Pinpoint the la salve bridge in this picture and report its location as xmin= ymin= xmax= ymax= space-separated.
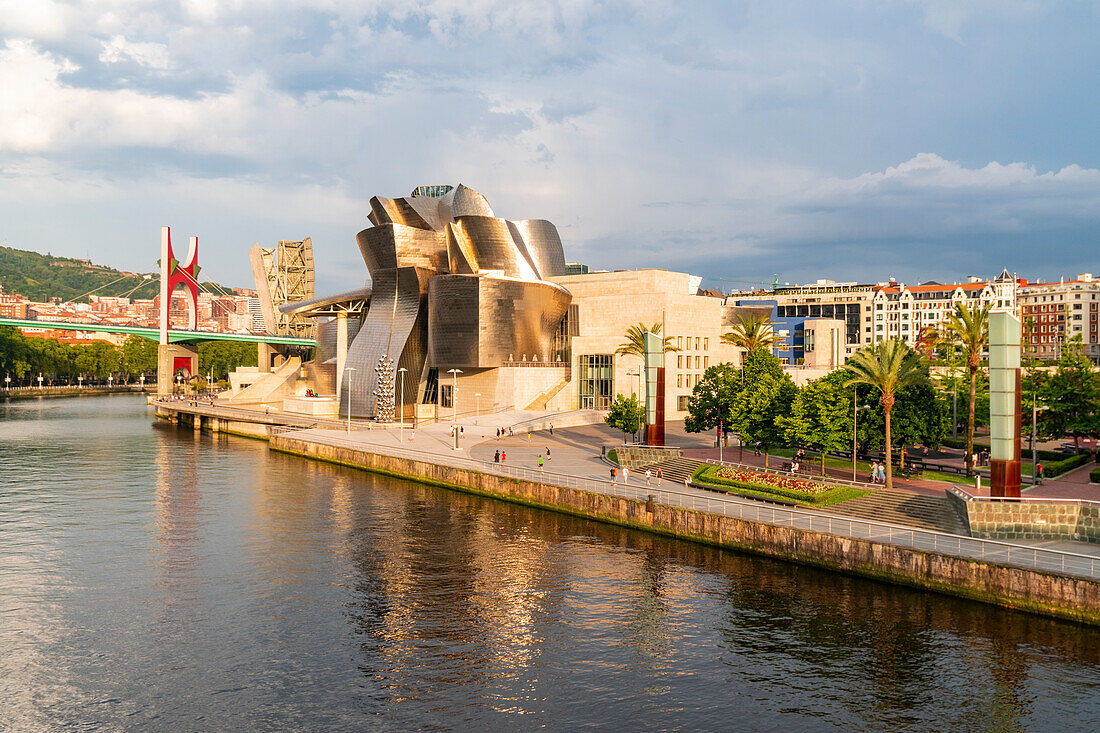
xmin=0 ymin=317 xmax=315 ymax=347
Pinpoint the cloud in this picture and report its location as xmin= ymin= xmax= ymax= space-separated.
xmin=98 ymin=35 xmax=171 ymax=69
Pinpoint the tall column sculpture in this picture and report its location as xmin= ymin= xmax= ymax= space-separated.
xmin=989 ymin=311 xmax=1022 ymax=498
xmin=156 ymin=227 xmax=199 ymax=396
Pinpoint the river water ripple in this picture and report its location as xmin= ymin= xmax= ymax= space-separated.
xmin=1 ymin=395 xmax=1098 ymax=731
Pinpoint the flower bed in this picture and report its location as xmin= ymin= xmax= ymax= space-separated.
xmin=693 ymin=465 xmax=867 ymax=507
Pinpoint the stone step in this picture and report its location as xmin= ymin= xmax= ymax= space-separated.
xmin=821 ymin=493 xmax=967 ymax=535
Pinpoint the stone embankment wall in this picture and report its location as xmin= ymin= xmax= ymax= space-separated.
xmin=616 ymin=446 xmax=683 ymax=469
xmin=949 ymin=491 xmax=1100 ymax=544
xmin=271 ymin=434 xmax=1100 ymax=625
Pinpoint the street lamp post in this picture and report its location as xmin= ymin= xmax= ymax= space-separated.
xmin=397 ymin=367 xmax=407 ymax=441
xmin=37 ymin=373 xmax=43 ymax=389
xmin=344 ymin=366 xmax=357 ymax=435
xmin=78 ymin=375 xmax=84 ymax=389
xmin=139 ymin=373 xmax=145 ymax=391
xmin=475 ymin=393 xmax=481 ymax=424
xmin=852 ymin=390 xmax=858 ymax=481
xmin=4 ymin=374 xmax=10 ymax=390
xmin=447 ymin=368 xmax=462 ymax=449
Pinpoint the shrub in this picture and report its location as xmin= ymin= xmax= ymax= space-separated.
xmin=1042 ymin=452 xmax=1089 ymax=478
xmin=1091 ymin=467 xmax=1100 ymax=484
xmin=693 ymin=465 xmax=867 ymax=506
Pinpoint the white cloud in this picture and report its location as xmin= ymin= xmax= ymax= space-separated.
xmin=98 ymin=35 xmax=171 ymax=69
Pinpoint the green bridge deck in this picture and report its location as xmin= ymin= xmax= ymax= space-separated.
xmin=0 ymin=317 xmax=315 ymax=346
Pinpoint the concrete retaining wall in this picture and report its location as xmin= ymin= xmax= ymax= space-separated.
xmin=950 ymin=491 xmax=1100 ymax=544
xmin=271 ymin=434 xmax=1100 ymax=625
xmin=617 ymin=446 xmax=683 ymax=469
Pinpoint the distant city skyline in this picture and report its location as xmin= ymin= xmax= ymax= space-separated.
xmin=0 ymin=2 xmax=1098 ymax=293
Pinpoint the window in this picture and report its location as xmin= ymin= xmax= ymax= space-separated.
xmin=703 ymin=337 xmax=709 ymax=350
xmin=695 ymin=337 xmax=700 ymax=350
xmin=677 ymin=336 xmax=683 ymax=349
xmin=578 ymin=354 xmax=614 ymax=410
xmin=703 ymin=356 xmax=709 ymax=368
xmin=677 ymin=374 xmax=682 ymax=388
xmin=440 ymin=384 xmax=453 ymax=409
xmin=677 ymin=355 xmax=683 ymax=368
xmin=695 ymin=355 xmax=700 ymax=369
xmin=677 ymin=395 xmax=690 ymax=411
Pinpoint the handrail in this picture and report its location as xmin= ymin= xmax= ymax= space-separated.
xmin=950 ymin=484 xmax=1100 ymax=508
xmin=270 ymin=427 xmax=1100 ymax=580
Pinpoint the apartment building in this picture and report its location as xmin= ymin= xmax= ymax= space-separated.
xmin=1019 ymin=274 xmax=1100 ymax=365
xmin=871 ymin=270 xmax=1019 ymax=347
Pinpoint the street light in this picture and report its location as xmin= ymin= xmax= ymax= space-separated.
xmin=344 ymin=366 xmax=357 ymax=435
xmin=852 ymin=391 xmax=871 ymax=481
xmin=139 ymin=373 xmax=146 ymax=391
xmin=78 ymin=374 xmax=83 ymax=389
xmin=447 ymin=368 xmax=462 ymax=448
xmin=4 ymin=374 xmax=10 ymax=390
xmin=37 ymin=373 xmax=43 ymax=389
xmin=475 ymin=392 xmax=481 ymax=424
xmin=397 ymin=366 xmax=407 ymax=441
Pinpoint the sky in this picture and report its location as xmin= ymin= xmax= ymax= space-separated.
xmin=1 ymin=0 xmax=1098 ymax=294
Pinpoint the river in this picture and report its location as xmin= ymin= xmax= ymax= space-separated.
xmin=1 ymin=395 xmax=1098 ymax=731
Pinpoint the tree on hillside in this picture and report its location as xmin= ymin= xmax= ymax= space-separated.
xmin=605 ymin=393 xmax=645 ymax=443
xmin=734 ymin=372 xmax=797 ymax=467
xmin=942 ymin=301 xmax=992 ymax=476
xmin=684 ymin=363 xmax=739 ymax=439
xmin=778 ymin=370 xmax=852 ymax=475
xmin=722 ymin=312 xmax=777 ymax=358
xmin=844 ymin=340 xmax=927 ymax=489
xmin=614 ymin=322 xmax=678 ymax=361
xmin=1040 ymin=338 xmax=1100 ymax=452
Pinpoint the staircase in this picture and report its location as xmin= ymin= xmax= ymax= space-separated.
xmin=639 ymin=457 xmax=703 ymax=484
xmin=819 ymin=492 xmax=969 ymax=535
xmin=523 ymin=375 xmax=571 ymax=411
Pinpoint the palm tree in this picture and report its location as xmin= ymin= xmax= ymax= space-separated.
xmin=942 ymin=302 xmax=992 ymax=477
xmin=844 ymin=339 xmax=927 ymax=490
xmin=615 ymin=322 xmax=678 ymax=360
xmin=722 ymin=312 xmax=778 ymax=357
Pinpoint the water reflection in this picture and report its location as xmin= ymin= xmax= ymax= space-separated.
xmin=0 ymin=395 xmax=1098 ymax=731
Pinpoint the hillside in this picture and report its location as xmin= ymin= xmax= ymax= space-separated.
xmin=0 ymin=246 xmax=238 ymax=303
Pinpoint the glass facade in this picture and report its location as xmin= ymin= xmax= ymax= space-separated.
xmin=578 ymin=354 xmax=614 ymax=409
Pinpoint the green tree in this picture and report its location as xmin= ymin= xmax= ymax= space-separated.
xmin=605 ymin=393 xmax=645 ymax=442
xmin=844 ymin=340 xmax=927 ymax=489
xmin=1040 ymin=338 xmax=1100 ymax=451
xmin=684 ymin=363 xmax=739 ymax=438
xmin=778 ymin=370 xmax=852 ymax=475
xmin=942 ymin=301 xmax=991 ymax=476
xmin=121 ymin=336 xmax=158 ymax=379
xmin=856 ymin=383 xmax=948 ymax=465
xmin=734 ymin=372 xmax=796 ymax=467
xmin=198 ymin=341 xmax=258 ymax=380
xmin=722 ymin=312 xmax=777 ymax=356
xmin=614 ymin=322 xmax=678 ymax=361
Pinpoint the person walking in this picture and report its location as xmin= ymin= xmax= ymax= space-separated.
xmin=876 ymin=463 xmax=886 ymax=484
xmin=1036 ymin=462 xmax=1044 ymax=481
xmin=501 ymin=450 xmax=506 ymax=462
xmin=645 ymin=469 xmax=652 ymax=485
xmin=656 ymin=467 xmax=663 ymax=482
xmin=538 ymin=455 xmax=544 ymax=470
xmin=623 ymin=467 xmax=629 ymax=484
xmin=546 ymin=447 xmax=551 ymax=461
xmin=494 ymin=449 xmax=500 ymax=463
xmin=868 ymin=461 xmax=877 ymax=483
xmin=610 ymin=467 xmax=616 ymax=483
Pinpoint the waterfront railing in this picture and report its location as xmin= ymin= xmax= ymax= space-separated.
xmin=280 ymin=429 xmax=1100 ymax=582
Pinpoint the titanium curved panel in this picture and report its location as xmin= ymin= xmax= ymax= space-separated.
xmin=356 ymin=224 xmax=448 ymax=273
xmin=309 ymin=315 xmax=361 ymax=396
xmin=427 ymin=275 xmax=571 ymax=367
xmin=404 ymin=195 xmax=452 ymax=232
xmin=341 ymin=267 xmax=431 ymax=418
xmin=450 ymin=184 xmax=495 ymax=218
xmin=446 ymin=226 xmax=476 ymax=275
xmin=510 ymin=219 xmax=567 ymax=278
xmin=450 ymin=216 xmax=538 ymax=280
